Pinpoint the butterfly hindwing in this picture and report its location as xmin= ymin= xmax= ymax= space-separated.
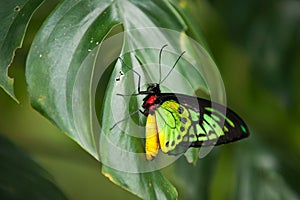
xmin=155 ymin=100 xmax=191 ymax=153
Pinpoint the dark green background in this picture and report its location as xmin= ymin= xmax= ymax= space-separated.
xmin=0 ymin=0 xmax=299 ymax=199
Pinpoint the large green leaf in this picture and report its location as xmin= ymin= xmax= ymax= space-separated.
xmin=26 ymin=0 xmax=223 ymax=198
xmin=0 ymin=0 xmax=44 ymax=101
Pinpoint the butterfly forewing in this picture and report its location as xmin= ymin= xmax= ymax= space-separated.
xmin=155 ymin=93 xmax=250 ymax=149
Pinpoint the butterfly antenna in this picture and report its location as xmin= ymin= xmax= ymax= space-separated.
xmin=160 ymin=51 xmax=186 ymax=84
xmin=159 ymin=44 xmax=168 ymax=84
xmin=134 ymin=54 xmax=153 ymax=84
xmin=118 ymin=57 xmax=142 ymax=93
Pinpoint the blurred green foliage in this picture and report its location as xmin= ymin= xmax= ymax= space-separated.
xmin=0 ymin=134 xmax=67 ymax=199
xmin=0 ymin=0 xmax=299 ymax=199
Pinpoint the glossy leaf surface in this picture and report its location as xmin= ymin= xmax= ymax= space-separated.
xmin=0 ymin=0 xmax=44 ymax=101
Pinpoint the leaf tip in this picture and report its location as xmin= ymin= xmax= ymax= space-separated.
xmin=0 ymin=78 xmax=19 ymax=103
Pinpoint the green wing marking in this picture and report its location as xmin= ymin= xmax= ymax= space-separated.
xmin=205 ymin=107 xmax=235 ymax=128
xmin=186 ymin=109 xmax=226 ymax=144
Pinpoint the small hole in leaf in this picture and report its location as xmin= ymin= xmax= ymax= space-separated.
xmin=14 ymin=6 xmax=21 ymax=12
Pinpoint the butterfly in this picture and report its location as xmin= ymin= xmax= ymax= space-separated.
xmin=113 ymin=45 xmax=250 ymax=160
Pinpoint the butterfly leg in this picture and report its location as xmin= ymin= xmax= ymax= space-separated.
xmin=110 ymin=109 xmax=142 ymax=130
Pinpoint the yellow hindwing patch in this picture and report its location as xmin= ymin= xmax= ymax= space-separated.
xmin=145 ymin=113 xmax=159 ymax=160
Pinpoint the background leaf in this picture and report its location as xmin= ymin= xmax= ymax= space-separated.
xmin=0 ymin=0 xmax=44 ymax=101
xmin=234 ymin=138 xmax=299 ymax=200
xmin=0 ymin=134 xmax=67 ymax=199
